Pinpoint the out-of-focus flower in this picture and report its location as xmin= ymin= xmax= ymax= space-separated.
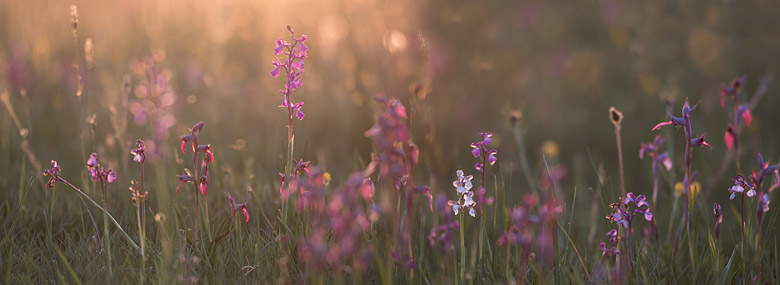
xmin=498 ymin=194 xmax=561 ymax=268
xmin=639 ymin=135 xmax=672 ymax=172
xmin=129 ymin=53 xmax=177 ymax=157
xmin=720 ymin=75 xmax=746 ymax=107
xmin=297 ymin=172 xmax=378 ymax=273
xmin=225 ymin=192 xmax=249 ymax=223
xmin=364 ymin=98 xmax=412 ymax=183
xmin=598 ymin=229 xmax=620 ymax=257
xmin=757 ymin=193 xmax=770 ymax=223
xmin=749 ymin=153 xmax=779 ymax=189
xmin=674 ymin=181 xmax=701 ymax=197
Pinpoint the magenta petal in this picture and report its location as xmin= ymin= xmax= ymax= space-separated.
xmin=271 ymin=66 xmax=280 ymax=78
xmin=242 ymin=208 xmax=249 ymax=223
xmin=471 ymin=147 xmax=480 ymax=158
xmin=742 ymin=108 xmax=752 ymax=126
xmin=724 ymin=130 xmax=734 ymax=150
xmin=200 ymin=181 xmax=208 ymax=197
xmin=488 ymin=154 xmax=497 ymax=165
xmin=652 ymin=120 xmax=674 ymax=131
xmin=296 ymin=109 xmax=305 ymax=120
xmin=107 ymin=171 xmax=117 ymax=183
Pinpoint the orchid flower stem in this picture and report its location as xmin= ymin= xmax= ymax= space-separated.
xmin=459 ymin=213 xmax=465 ymax=283
xmin=615 ymin=126 xmax=626 ymax=195
xmin=741 ymin=193 xmax=745 ymax=272
xmin=139 ymin=161 xmax=146 ymax=280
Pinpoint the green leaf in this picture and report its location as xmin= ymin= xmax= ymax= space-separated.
xmin=719 ymin=248 xmax=736 ymax=285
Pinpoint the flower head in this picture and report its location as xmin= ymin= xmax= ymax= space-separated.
xmin=729 ymin=175 xmax=754 ymax=200
xmin=448 ymin=170 xmax=477 ymax=217
xmin=225 ymin=192 xmax=249 ymax=223
xmin=86 ymin=153 xmax=117 ymax=184
xmin=749 ymin=153 xmax=780 ymax=188
xmin=607 ymin=192 xmax=653 ymax=228
xmin=470 ymin=132 xmax=497 ymax=171
xmin=176 ymin=172 xmax=194 ymax=195
xmin=757 ymin=193 xmax=770 ymax=223
xmin=131 ymin=139 xmax=146 ymax=163
xmin=598 ymin=229 xmax=620 ymax=257
xmin=640 ymin=135 xmax=672 ymax=172
xmin=271 ymin=25 xmax=308 ymax=119
xmin=42 ymin=160 xmax=61 ymax=188
xmin=720 ymin=75 xmax=747 ymax=107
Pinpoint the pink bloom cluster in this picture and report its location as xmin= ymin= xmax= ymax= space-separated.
xmin=87 ymin=153 xmax=117 ymax=184
xmin=271 ymin=25 xmax=308 ymax=121
xmin=128 ymin=53 xmax=177 ymax=154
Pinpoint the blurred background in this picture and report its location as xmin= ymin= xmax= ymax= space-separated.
xmin=2 ymin=0 xmax=780 ymax=216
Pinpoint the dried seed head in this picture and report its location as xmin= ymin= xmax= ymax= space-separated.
xmin=609 ymin=106 xmax=623 ymax=126
xmin=509 ymin=110 xmax=522 ymax=125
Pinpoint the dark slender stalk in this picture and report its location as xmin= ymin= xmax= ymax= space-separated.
xmin=756 ymin=217 xmax=762 ymax=281
xmin=615 ymin=126 xmax=626 ymax=195
xmin=627 ymin=225 xmax=635 ymax=275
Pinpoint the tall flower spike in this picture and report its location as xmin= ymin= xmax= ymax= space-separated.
xmin=448 ymin=170 xmax=477 ymax=217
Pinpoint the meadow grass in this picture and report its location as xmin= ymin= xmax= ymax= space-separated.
xmin=1 ymin=17 xmax=780 ymax=285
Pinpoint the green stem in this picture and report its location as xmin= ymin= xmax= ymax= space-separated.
xmin=135 ymin=200 xmax=143 ymax=282
xmin=459 ymin=213 xmax=465 ymax=283
xmin=58 ymin=178 xmax=140 ymax=250
xmin=101 ymin=181 xmax=113 ymax=276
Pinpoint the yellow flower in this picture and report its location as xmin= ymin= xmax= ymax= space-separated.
xmin=323 ymin=172 xmax=332 ymax=187
xmin=541 ymin=140 xmax=560 ymax=158
xmin=674 ymin=181 xmax=701 ymax=197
